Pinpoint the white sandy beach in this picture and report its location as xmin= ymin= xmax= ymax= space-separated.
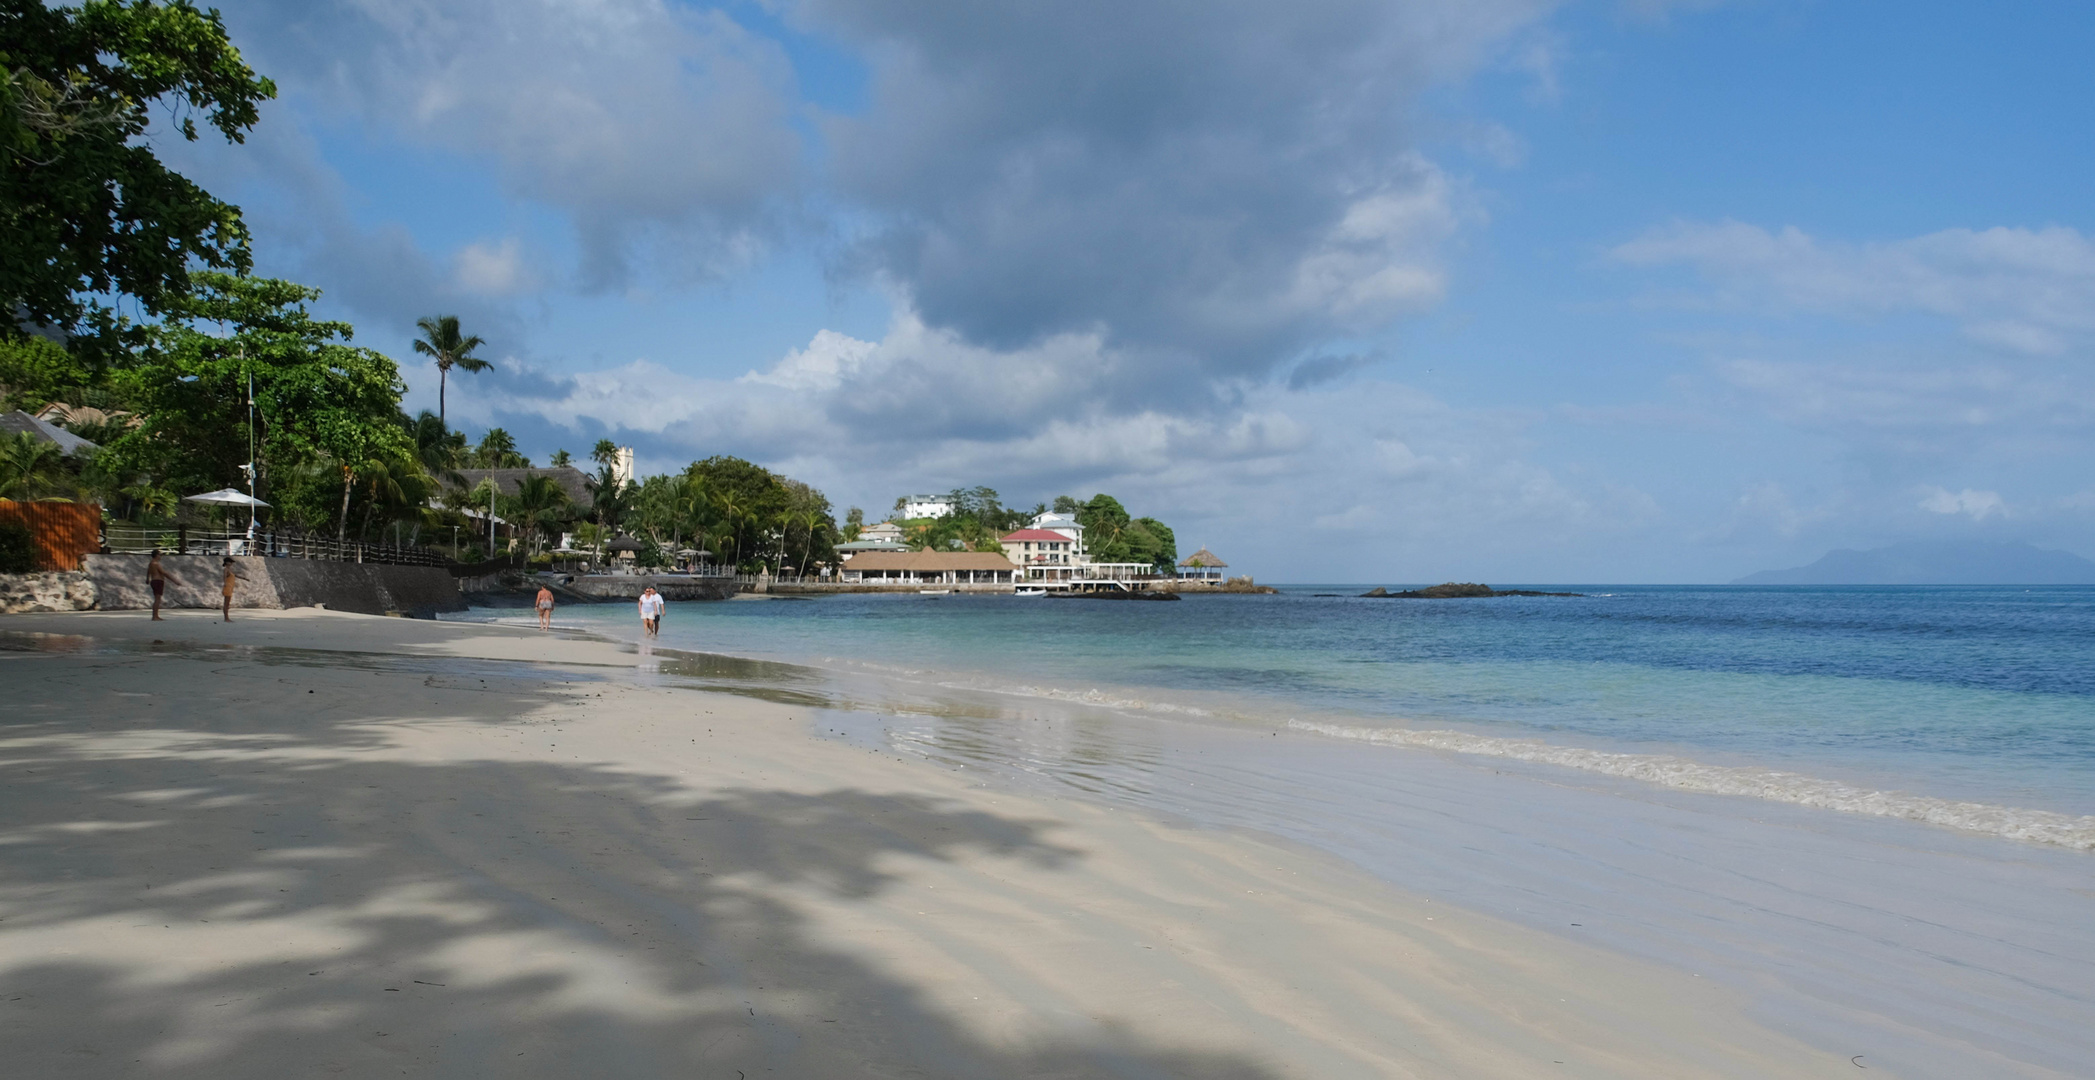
xmin=1 ymin=609 xmax=1861 ymax=1077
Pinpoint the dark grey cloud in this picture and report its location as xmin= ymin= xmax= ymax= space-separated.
xmin=1287 ymin=352 xmax=1374 ymax=390
xmin=798 ymin=0 xmax=1548 ymax=376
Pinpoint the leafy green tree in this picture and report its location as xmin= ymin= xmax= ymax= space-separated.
xmin=410 ymin=315 xmax=489 ymax=428
xmin=0 ymin=429 xmax=75 ymax=499
xmin=1076 ymin=494 xmax=1132 ymax=561
xmin=2 ymin=0 xmax=275 ymax=354
xmin=0 ymin=334 xmax=91 ymax=409
xmin=1051 ymin=495 xmax=1080 ymax=514
xmin=592 ymin=439 xmax=618 ymax=467
xmin=1125 ymin=516 xmax=1177 ymax=571
xmin=548 ymin=448 xmax=571 ymax=467
xmin=842 ymin=505 xmax=863 ymax=541
xmin=100 ymin=273 xmax=408 ymax=531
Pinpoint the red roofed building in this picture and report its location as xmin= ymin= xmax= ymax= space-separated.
xmin=1001 ymin=528 xmax=1084 ymax=582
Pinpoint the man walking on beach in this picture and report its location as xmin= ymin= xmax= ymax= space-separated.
xmin=147 ymin=551 xmax=168 ymax=620
xmin=535 ymin=583 xmax=555 ymax=630
xmin=639 ymin=586 xmax=663 ymax=637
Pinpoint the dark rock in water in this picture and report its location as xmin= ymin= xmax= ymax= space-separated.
xmin=1412 ymin=582 xmax=1496 ymax=598
xmin=1363 ymin=581 xmax=1584 ymax=599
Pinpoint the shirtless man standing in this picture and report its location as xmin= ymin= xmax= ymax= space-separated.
xmin=147 ymin=551 xmax=168 ymax=620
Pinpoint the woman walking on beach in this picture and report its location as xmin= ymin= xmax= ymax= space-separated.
xmin=147 ymin=551 xmax=168 ymax=620
xmin=536 ymin=584 xmax=555 ymax=630
xmin=220 ymin=557 xmax=242 ymax=622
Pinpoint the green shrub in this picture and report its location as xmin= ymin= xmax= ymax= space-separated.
xmin=0 ymin=520 xmax=37 ymax=573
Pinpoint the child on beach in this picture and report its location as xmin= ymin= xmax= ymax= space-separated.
xmin=536 ymin=584 xmax=555 ymax=630
xmin=219 ymin=557 xmax=242 ymax=622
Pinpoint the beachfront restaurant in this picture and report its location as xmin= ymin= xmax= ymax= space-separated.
xmin=840 ymin=551 xmax=1017 ymax=585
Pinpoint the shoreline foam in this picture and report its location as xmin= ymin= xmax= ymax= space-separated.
xmin=1286 ymin=718 xmax=2095 ymax=850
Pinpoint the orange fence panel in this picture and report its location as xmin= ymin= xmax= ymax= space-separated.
xmin=0 ymin=501 xmax=103 ymax=571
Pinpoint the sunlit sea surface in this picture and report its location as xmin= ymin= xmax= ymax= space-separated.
xmin=464 ymin=584 xmax=2095 ymax=846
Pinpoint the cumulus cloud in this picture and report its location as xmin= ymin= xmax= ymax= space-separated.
xmin=1917 ymin=487 xmax=2007 ymax=521
xmin=454 ymin=315 xmax=1651 ymax=578
xmin=218 ymin=0 xmax=802 ymax=287
xmin=801 ymin=0 xmax=1546 ymax=377
xmin=1613 ymin=221 xmax=2095 ymax=355
xmin=454 ymin=238 xmax=535 ymax=297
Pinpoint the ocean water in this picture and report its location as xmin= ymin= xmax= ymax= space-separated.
xmin=454 ymin=585 xmax=2095 ymax=1076
xmin=502 ymin=584 xmax=2095 ymax=844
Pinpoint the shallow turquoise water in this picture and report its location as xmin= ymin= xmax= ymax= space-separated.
xmin=519 ymin=584 xmax=2095 ymax=816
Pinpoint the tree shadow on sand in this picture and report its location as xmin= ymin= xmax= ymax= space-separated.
xmin=0 ymin=644 xmax=1286 ymax=1078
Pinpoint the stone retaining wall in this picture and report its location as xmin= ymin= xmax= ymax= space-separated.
xmin=0 ymin=571 xmax=97 ymax=613
xmin=81 ymin=555 xmax=465 ymax=617
xmin=565 ymin=574 xmax=739 ymax=602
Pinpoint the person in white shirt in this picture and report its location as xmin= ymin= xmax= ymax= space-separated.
xmin=638 ymin=586 xmax=663 ymax=637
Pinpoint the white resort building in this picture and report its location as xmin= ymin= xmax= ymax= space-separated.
xmin=899 ymin=495 xmax=954 ymax=519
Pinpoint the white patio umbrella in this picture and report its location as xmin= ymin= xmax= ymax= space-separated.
xmin=182 ymin=487 xmax=271 ymax=507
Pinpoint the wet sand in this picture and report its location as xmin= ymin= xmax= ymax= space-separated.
xmin=1 ymin=609 xmax=1853 ymax=1077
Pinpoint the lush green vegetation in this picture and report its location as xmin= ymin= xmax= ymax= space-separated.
xmin=873 ymin=487 xmax=1178 ymax=572
xmin=2 ymin=0 xmax=276 ymax=358
xmin=0 ymin=2 xmax=843 ymax=573
xmin=1072 ymin=494 xmax=1177 ymax=571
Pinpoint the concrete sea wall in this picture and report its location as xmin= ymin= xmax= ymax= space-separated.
xmin=79 ymin=555 xmax=465 ymax=617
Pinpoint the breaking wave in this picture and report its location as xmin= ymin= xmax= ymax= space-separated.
xmin=1286 ymin=720 xmax=2095 ymax=851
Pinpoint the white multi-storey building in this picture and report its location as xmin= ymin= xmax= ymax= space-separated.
xmin=899 ymin=495 xmax=953 ymax=519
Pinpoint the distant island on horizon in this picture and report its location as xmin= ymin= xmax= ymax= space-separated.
xmin=1732 ymin=540 xmax=2095 ymax=585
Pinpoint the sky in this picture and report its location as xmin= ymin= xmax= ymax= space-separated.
xmin=157 ymin=0 xmax=2095 ymax=582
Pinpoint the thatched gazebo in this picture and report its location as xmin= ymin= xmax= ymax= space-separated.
xmin=606 ymin=534 xmax=644 ymax=572
xmin=1177 ymin=547 xmax=1227 ymax=582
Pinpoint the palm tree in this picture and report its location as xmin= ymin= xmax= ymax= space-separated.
xmin=586 ymin=464 xmax=631 ymax=563
xmin=510 ymin=473 xmax=570 ymax=555
xmin=404 ymin=410 xmax=466 ymax=486
xmin=353 ymin=457 xmax=436 ymax=544
xmin=411 ymin=315 xmax=490 ymax=428
xmin=796 ymin=508 xmax=828 ymax=577
xmin=0 ymin=432 xmax=74 ymax=500
xmin=710 ymin=487 xmax=747 ymax=568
